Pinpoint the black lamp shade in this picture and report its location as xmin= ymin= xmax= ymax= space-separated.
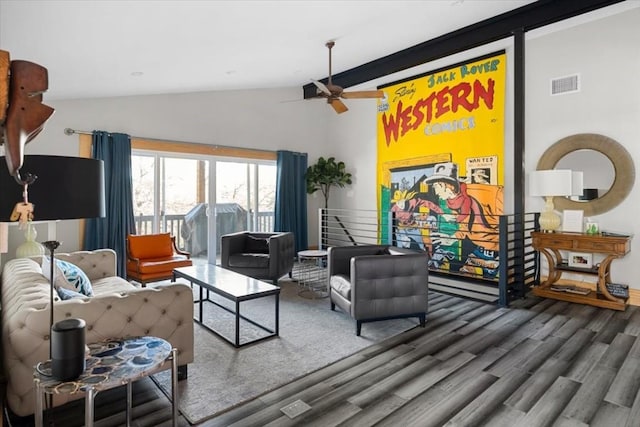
xmin=0 ymin=155 xmax=105 ymax=221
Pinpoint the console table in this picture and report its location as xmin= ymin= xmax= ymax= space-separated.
xmin=531 ymin=231 xmax=631 ymax=310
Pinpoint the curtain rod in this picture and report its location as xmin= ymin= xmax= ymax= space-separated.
xmin=63 ymin=128 xmax=276 ymax=154
xmin=64 ymin=128 xmax=93 ymax=136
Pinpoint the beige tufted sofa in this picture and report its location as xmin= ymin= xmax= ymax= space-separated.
xmin=1 ymin=249 xmax=194 ymax=417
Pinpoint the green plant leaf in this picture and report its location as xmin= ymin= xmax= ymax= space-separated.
xmin=305 ymin=156 xmax=353 ymax=208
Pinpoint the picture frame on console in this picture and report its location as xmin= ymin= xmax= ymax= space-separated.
xmin=562 ymin=209 xmax=584 ymax=233
xmin=568 ymin=251 xmax=593 ymax=269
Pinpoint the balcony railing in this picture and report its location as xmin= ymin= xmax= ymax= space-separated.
xmin=135 ymin=214 xmax=185 ymax=246
xmin=134 ymin=211 xmax=275 ymax=250
xmin=255 ymin=212 xmax=275 ymax=233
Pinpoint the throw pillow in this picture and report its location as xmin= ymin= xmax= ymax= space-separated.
xmin=42 ymin=257 xmax=94 ymax=296
xmin=57 ymin=287 xmax=88 ymax=300
xmin=245 ymin=235 xmax=270 ymax=254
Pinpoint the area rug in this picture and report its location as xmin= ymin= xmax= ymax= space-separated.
xmin=152 ymin=277 xmax=417 ymax=425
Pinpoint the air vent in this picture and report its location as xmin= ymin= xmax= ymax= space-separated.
xmin=551 ymin=74 xmax=580 ymax=95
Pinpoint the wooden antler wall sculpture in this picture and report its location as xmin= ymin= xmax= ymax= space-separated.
xmin=0 ymin=49 xmax=55 ymax=182
xmin=0 ymin=49 xmax=55 ymax=227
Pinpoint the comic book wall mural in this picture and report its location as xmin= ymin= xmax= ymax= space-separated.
xmin=376 ymin=51 xmax=506 ymax=280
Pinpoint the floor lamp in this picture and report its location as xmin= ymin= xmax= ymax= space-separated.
xmin=0 ymin=155 xmax=105 ymax=367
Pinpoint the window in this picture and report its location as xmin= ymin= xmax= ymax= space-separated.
xmin=130 ymin=139 xmax=276 ymax=263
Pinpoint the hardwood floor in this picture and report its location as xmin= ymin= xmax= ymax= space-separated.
xmin=201 ymin=292 xmax=640 ymax=427
xmin=7 ymin=292 xmax=640 ymax=426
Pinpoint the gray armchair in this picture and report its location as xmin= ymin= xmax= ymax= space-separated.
xmin=328 ymin=245 xmax=429 ymax=336
xmin=220 ymin=231 xmax=295 ymax=285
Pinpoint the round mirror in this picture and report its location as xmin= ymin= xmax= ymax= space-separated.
xmin=555 ymin=149 xmax=615 ymax=202
xmin=537 ymin=133 xmax=635 ymax=216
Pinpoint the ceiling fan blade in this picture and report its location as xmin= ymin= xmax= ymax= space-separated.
xmin=330 ymin=98 xmax=348 ymax=114
xmin=311 ymin=79 xmax=331 ymax=96
xmin=341 ymin=90 xmax=384 ymax=99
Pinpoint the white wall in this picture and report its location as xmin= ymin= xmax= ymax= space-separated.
xmin=524 ymin=8 xmax=640 ymax=286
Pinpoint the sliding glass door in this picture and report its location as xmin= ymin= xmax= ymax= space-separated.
xmin=132 ymin=152 xmax=275 ymax=264
xmin=131 ymin=154 xmax=208 ymax=257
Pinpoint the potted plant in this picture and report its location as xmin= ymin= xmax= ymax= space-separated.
xmin=306 ymin=156 xmax=352 ymax=209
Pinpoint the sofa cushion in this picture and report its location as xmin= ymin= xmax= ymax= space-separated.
xmin=129 ymin=256 xmax=193 ymax=275
xmin=57 ymin=287 xmax=87 ymax=300
xmin=43 ymin=257 xmax=94 ymax=296
xmin=92 ymin=276 xmax=137 ymax=294
xmin=330 ymin=274 xmax=351 ymax=300
xmin=128 ymin=233 xmax=174 ymax=259
xmin=228 ymin=253 xmax=270 ymax=268
xmin=245 ymin=235 xmax=270 ymax=254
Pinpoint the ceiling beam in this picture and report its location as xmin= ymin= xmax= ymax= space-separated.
xmin=303 ymin=0 xmax=624 ymax=98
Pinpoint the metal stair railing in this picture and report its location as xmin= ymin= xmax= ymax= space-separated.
xmin=319 ymin=208 xmax=539 ymax=307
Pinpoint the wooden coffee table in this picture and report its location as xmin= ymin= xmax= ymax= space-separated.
xmin=173 ymin=264 xmax=280 ymax=348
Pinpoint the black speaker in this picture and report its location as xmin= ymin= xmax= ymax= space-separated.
xmin=51 ymin=318 xmax=86 ymax=381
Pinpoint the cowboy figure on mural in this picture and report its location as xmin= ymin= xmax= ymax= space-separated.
xmin=423 ymin=162 xmax=501 ymax=279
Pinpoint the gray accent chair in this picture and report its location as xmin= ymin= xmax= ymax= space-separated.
xmin=328 ymin=245 xmax=429 ymax=336
xmin=220 ymin=231 xmax=295 ymax=285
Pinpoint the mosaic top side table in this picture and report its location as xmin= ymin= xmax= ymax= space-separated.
xmin=34 ymin=336 xmax=178 ymax=427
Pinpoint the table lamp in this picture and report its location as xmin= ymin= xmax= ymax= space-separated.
xmin=0 ymin=155 xmax=105 ymax=369
xmin=529 ymin=169 xmax=583 ymax=232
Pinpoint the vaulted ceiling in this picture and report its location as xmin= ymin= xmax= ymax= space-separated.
xmin=0 ymin=0 xmax=538 ymax=101
xmin=1 ymin=1 xmax=630 ymax=103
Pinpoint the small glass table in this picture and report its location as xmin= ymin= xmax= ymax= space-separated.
xmin=297 ymin=249 xmax=328 ymax=299
xmin=34 ymin=336 xmax=178 ymax=427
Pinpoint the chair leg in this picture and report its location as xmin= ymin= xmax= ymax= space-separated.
xmin=356 ymin=321 xmax=362 ymax=336
xmin=330 ymin=302 xmax=335 ymax=311
xmin=419 ymin=313 xmax=426 ymax=327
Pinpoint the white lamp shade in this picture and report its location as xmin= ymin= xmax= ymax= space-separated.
xmin=529 ymin=169 xmax=583 ymax=197
xmin=571 ymin=171 xmax=584 ymax=196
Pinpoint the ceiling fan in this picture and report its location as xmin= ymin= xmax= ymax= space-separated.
xmin=311 ymin=41 xmax=384 ymax=114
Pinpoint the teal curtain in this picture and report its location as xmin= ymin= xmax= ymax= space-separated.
xmin=275 ymin=150 xmax=308 ymax=253
xmin=84 ymin=131 xmax=136 ymax=277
